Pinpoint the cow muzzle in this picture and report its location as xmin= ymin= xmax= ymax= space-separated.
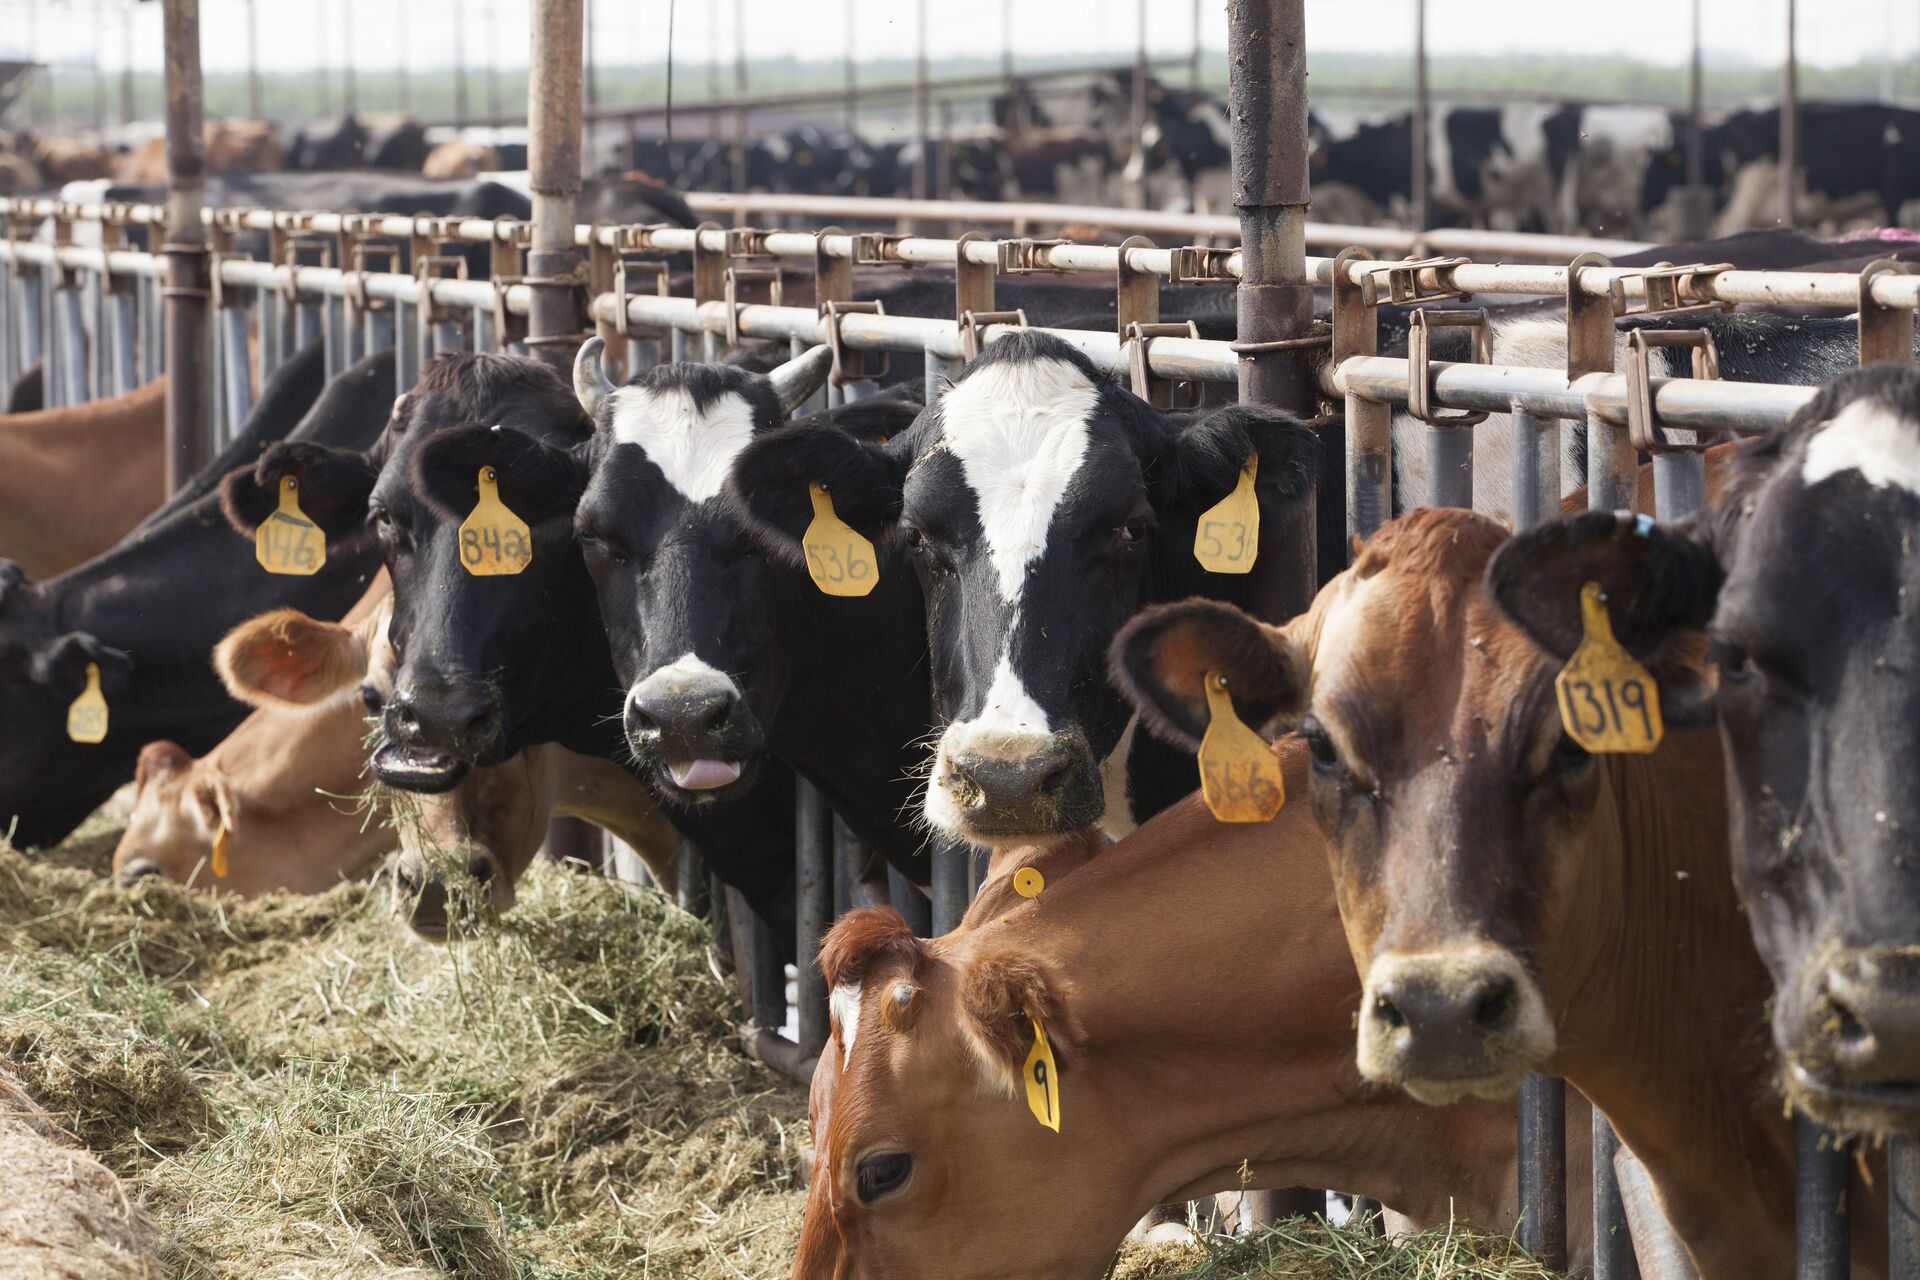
xmin=624 ymin=664 xmax=759 ymax=802
xmin=929 ymin=729 xmax=1105 ymax=844
xmin=1358 ymin=948 xmax=1553 ymax=1105
xmin=393 ymin=844 xmax=508 ymax=941
xmin=1782 ymin=944 xmax=1920 ymax=1135
xmin=376 ymin=678 xmax=503 ymax=790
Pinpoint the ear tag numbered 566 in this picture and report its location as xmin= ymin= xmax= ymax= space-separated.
xmin=1197 ymin=670 xmax=1285 ymax=823
xmin=1022 ymin=1010 xmax=1061 ymax=1132
xmin=256 ymin=475 xmax=326 ymax=576
xmin=459 ymin=467 xmax=533 ymax=577
xmin=1555 ymin=581 xmax=1663 ymax=754
xmin=1194 ymin=454 xmax=1259 ymax=574
xmin=66 ymin=662 xmax=108 ymax=744
xmin=803 ymin=483 xmax=878 ymax=598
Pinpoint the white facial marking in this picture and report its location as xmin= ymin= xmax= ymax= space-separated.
xmin=942 ymin=651 xmax=1052 ymax=759
xmin=1802 ymin=399 xmax=1920 ymax=495
xmin=1097 ymin=714 xmax=1139 ymax=841
xmin=627 ymin=651 xmax=740 ymax=713
xmin=830 ymin=981 xmax=863 ymax=1068
xmin=607 ymin=385 xmax=756 ymax=502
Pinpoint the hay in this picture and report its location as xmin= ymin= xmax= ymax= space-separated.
xmin=1110 ymin=1215 xmax=1567 ymax=1280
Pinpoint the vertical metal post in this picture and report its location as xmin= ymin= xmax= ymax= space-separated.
xmin=1411 ymin=0 xmax=1430 ymax=234
xmin=1425 ymin=425 xmax=1473 ymax=508
xmin=1891 ymin=1135 xmax=1920 ymax=1280
xmin=677 ymin=841 xmax=710 ymax=917
xmin=1510 ymin=407 xmax=1560 ymax=530
xmin=1128 ymin=0 xmax=1149 ymax=210
xmin=343 ymin=0 xmax=358 ymax=114
xmin=244 ymin=0 xmax=261 ymax=118
xmin=845 ymin=0 xmax=858 ymax=130
xmin=1592 ymin=1110 xmax=1641 ymax=1280
xmin=121 ymin=1 xmax=136 ymax=125
xmin=54 ymin=283 xmax=90 ymax=406
xmin=913 ymin=0 xmax=930 ymax=201
xmin=453 ymin=1 xmax=469 ymax=127
xmin=1781 ymin=0 xmax=1798 ymax=228
xmin=1190 ymin=0 xmax=1203 ymax=92
xmin=1001 ymin=0 xmax=1014 ymax=96
xmin=584 ymin=0 xmax=598 ymax=171
xmin=932 ymin=837 xmax=970 ymax=935
xmin=731 ymin=0 xmax=748 ymax=192
xmin=889 ymin=866 xmax=933 ymax=936
xmin=162 ymin=0 xmax=213 ymax=495
xmin=396 ymin=9 xmax=411 ymax=114
xmin=1653 ymin=453 xmax=1708 ymax=520
xmin=0 ymin=255 xmax=16 ymax=396
xmin=221 ymin=303 xmax=253 ymax=433
xmin=92 ymin=1 xmax=109 ymax=131
xmin=1517 ymin=1076 xmax=1568 ymax=1271
xmin=796 ymin=779 xmax=833 ymax=1058
xmin=486 ymin=0 xmax=503 ymax=122
xmin=1797 ymin=1114 xmax=1849 ymax=1280
xmin=19 ymin=268 xmax=44 ymax=386
xmin=1673 ymin=0 xmax=1713 ymax=241
xmin=527 ymin=0 xmax=584 ymax=375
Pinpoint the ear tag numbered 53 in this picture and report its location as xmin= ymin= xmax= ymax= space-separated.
xmin=459 ymin=467 xmax=533 ymax=577
xmin=1555 ymin=581 xmax=1663 ymax=754
xmin=1193 ymin=454 xmax=1259 ymax=575
xmin=803 ymin=483 xmax=878 ymax=598
xmin=256 ymin=475 xmax=326 ymax=576
xmin=1022 ymin=1010 xmax=1061 ymax=1132
xmin=66 ymin=662 xmax=108 ymax=744
xmin=1197 ymin=670 xmax=1285 ymax=823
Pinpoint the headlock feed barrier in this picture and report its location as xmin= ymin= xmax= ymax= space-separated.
xmin=4 ymin=186 xmax=1920 ymax=1276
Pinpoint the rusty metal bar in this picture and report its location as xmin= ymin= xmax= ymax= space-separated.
xmin=162 ymin=0 xmax=213 ymax=494
xmin=528 ymin=0 xmax=586 ymax=375
xmin=796 ymin=778 xmax=833 ymax=1059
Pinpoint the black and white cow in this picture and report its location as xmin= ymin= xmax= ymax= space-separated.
xmin=729 ymin=330 xmax=1319 ymax=850
xmin=1489 ymin=362 xmax=1920 ymax=1139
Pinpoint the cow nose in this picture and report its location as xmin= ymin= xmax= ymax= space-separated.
xmin=1809 ymin=951 xmax=1920 ymax=1084
xmin=1363 ymin=960 xmax=1533 ymax=1094
xmin=388 ymin=684 xmax=500 ymax=751
xmin=117 ymin=861 xmax=163 ymax=887
xmin=943 ymin=739 xmax=1099 ymax=834
xmin=1373 ymin=971 xmax=1519 ymax=1040
xmin=626 ymin=686 xmax=737 ymax=743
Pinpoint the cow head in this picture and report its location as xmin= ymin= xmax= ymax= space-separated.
xmin=1492 ymin=363 xmax=1920 ymax=1136
xmin=569 ymin=339 xmax=847 ymax=806
xmin=731 ymin=330 xmax=1317 ymax=849
xmin=1114 ymin=508 xmax=1715 ymax=1106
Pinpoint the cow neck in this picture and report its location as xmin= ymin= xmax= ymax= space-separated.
xmin=0 ymin=381 xmax=164 ymax=579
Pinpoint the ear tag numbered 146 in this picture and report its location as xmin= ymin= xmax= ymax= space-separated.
xmin=256 ymin=474 xmax=326 ymax=576
xmin=803 ymin=483 xmax=878 ymax=598
xmin=1555 ymin=581 xmax=1663 ymax=754
xmin=1022 ymin=1010 xmax=1061 ymax=1132
xmin=459 ymin=467 xmax=533 ymax=577
xmin=66 ymin=662 xmax=108 ymax=744
xmin=1193 ymin=454 xmax=1259 ymax=575
xmin=1197 ymin=670 xmax=1285 ymax=823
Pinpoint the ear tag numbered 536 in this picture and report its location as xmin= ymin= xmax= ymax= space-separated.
xmin=803 ymin=483 xmax=878 ymax=598
xmin=1555 ymin=581 xmax=1663 ymax=754
xmin=1194 ymin=454 xmax=1259 ymax=575
xmin=1022 ymin=1010 xmax=1061 ymax=1132
xmin=256 ymin=474 xmax=326 ymax=576
xmin=1197 ymin=670 xmax=1285 ymax=823
xmin=66 ymin=662 xmax=108 ymax=744
xmin=459 ymin=467 xmax=533 ymax=577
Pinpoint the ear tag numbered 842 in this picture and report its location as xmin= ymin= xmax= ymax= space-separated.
xmin=1197 ymin=670 xmax=1285 ymax=823
xmin=1555 ymin=581 xmax=1663 ymax=754
xmin=459 ymin=467 xmax=533 ymax=577
xmin=256 ymin=474 xmax=326 ymax=576
xmin=1022 ymin=1010 xmax=1061 ymax=1132
xmin=66 ymin=662 xmax=108 ymax=744
xmin=803 ymin=483 xmax=878 ymax=598
xmin=1193 ymin=453 xmax=1259 ymax=574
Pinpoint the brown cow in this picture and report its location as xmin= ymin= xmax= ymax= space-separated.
xmin=0 ymin=378 xmax=165 ymax=579
xmin=1110 ymin=507 xmax=1885 ymax=1278
xmin=422 ymin=140 xmax=499 ymax=180
xmin=792 ymin=746 xmax=1596 ymax=1280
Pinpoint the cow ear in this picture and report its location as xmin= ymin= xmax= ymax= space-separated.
xmin=1109 ymin=598 xmax=1307 ymax=750
xmin=221 ymin=441 xmax=378 ymax=540
xmin=135 ymin=740 xmax=192 ymax=789
xmin=216 ymin=608 xmax=369 ymax=709
xmin=956 ymin=946 xmax=1082 ymax=1096
xmin=1160 ymin=403 xmax=1321 ymax=514
xmin=31 ymin=631 xmax=133 ymax=700
xmin=725 ymin=422 xmax=910 ymax=567
xmin=408 ymin=424 xmax=590 ymax=526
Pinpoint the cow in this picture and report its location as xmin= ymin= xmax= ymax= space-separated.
xmin=218 ymin=349 xmax=809 ymax=956
xmin=0 ymin=377 xmax=164 ymax=579
xmin=422 ymin=140 xmax=499 ymax=180
xmin=729 ymin=329 xmax=1319 ymax=852
xmin=791 ymin=748 xmax=1596 ymax=1280
xmin=1109 ymin=506 xmax=1888 ymax=1277
xmin=0 ymin=341 xmax=375 ymax=850
xmin=564 ymin=340 xmax=932 ymax=883
xmin=1487 ymin=362 xmax=1920 ymax=1140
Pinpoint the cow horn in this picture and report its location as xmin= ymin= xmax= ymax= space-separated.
xmin=767 ymin=344 xmax=834 ymax=415
xmin=573 ymin=336 xmax=617 ymax=418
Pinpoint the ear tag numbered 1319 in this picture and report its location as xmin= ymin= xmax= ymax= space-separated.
xmin=1197 ymin=670 xmax=1285 ymax=823
xmin=803 ymin=483 xmax=878 ymax=598
xmin=1555 ymin=581 xmax=1663 ymax=754
xmin=1193 ymin=454 xmax=1259 ymax=574
xmin=66 ymin=662 xmax=108 ymax=744
xmin=459 ymin=467 xmax=533 ymax=577
xmin=1022 ymin=1010 xmax=1061 ymax=1132
xmin=256 ymin=474 xmax=326 ymax=576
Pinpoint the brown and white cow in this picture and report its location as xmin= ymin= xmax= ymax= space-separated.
xmin=0 ymin=378 xmax=165 ymax=579
xmin=792 ymin=744 xmax=1595 ymax=1280
xmin=1110 ymin=507 xmax=1884 ymax=1279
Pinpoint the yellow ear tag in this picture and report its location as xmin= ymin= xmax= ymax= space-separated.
xmin=1194 ymin=454 xmax=1259 ymax=574
xmin=255 ymin=474 xmax=326 ymax=576
xmin=1021 ymin=1010 xmax=1061 ymax=1132
xmin=66 ymin=662 xmax=108 ymax=744
xmin=1555 ymin=582 xmax=1663 ymax=754
xmin=802 ymin=483 xmax=878 ymax=598
xmin=211 ymin=824 xmax=231 ymax=880
xmin=1197 ymin=670 xmax=1285 ymax=823
xmin=459 ymin=467 xmax=533 ymax=577
xmin=1012 ymin=866 xmax=1045 ymax=899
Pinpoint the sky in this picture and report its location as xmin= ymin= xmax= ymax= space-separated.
xmin=0 ymin=0 xmax=1913 ymax=75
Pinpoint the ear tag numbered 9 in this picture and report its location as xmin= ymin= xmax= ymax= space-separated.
xmin=1196 ymin=670 xmax=1285 ymax=823
xmin=66 ymin=662 xmax=108 ymax=744
xmin=1012 ymin=867 xmax=1045 ymax=899
xmin=211 ymin=824 xmax=231 ymax=880
xmin=1022 ymin=1010 xmax=1061 ymax=1132
xmin=459 ymin=467 xmax=533 ymax=577
xmin=1555 ymin=581 xmax=1663 ymax=754
xmin=803 ymin=483 xmax=878 ymax=598
xmin=256 ymin=475 xmax=326 ymax=576
xmin=1194 ymin=454 xmax=1259 ymax=575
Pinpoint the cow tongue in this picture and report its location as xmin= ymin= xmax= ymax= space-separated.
xmin=666 ymin=759 xmax=743 ymax=790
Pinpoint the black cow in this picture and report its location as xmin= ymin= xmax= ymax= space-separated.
xmin=1489 ymin=362 xmax=1920 ymax=1138
xmin=729 ymin=330 xmax=1318 ymax=850
xmin=0 ymin=341 xmax=380 ymax=848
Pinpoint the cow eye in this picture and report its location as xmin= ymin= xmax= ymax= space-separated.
xmin=1299 ymin=715 xmax=1340 ymax=771
xmin=854 ymin=1151 xmax=913 ymax=1204
xmin=1713 ymin=641 xmax=1753 ymax=685
xmin=1552 ymin=732 xmax=1590 ymax=769
xmin=1112 ymin=519 xmax=1150 ymax=549
xmin=578 ymin=531 xmax=628 ymax=567
xmin=899 ymin=522 xmax=927 ymax=551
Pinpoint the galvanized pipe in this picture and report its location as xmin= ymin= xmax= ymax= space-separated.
xmin=53 ymin=284 xmax=89 ymax=406
xmin=0 ymin=259 xmax=17 ymax=394
xmin=932 ymin=837 xmax=970 ymax=935
xmin=108 ymin=289 xmax=138 ymax=396
xmin=1591 ymin=1111 xmax=1639 ymax=1280
xmin=1510 ymin=408 xmax=1558 ymax=529
xmin=17 ymin=268 xmax=43 ymax=384
xmin=1652 ymin=452 xmax=1707 ymax=521
xmin=889 ymin=866 xmax=933 ymax=937
xmin=161 ymin=0 xmax=213 ymax=494
xmin=1891 ymin=1135 xmax=1920 ymax=1280
xmin=221 ymin=304 xmax=253 ymax=433
xmin=1587 ymin=413 xmax=1637 ymax=514
xmin=1411 ymin=0 xmax=1429 ymax=234
xmin=1344 ymin=390 xmax=1392 ymax=547
xmin=1796 ymin=1114 xmax=1848 ymax=1280
xmin=796 ymin=779 xmax=833 ymax=1059
xmin=1517 ymin=1075 xmax=1568 ymax=1272
xmin=1424 ymin=425 xmax=1473 ymax=509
